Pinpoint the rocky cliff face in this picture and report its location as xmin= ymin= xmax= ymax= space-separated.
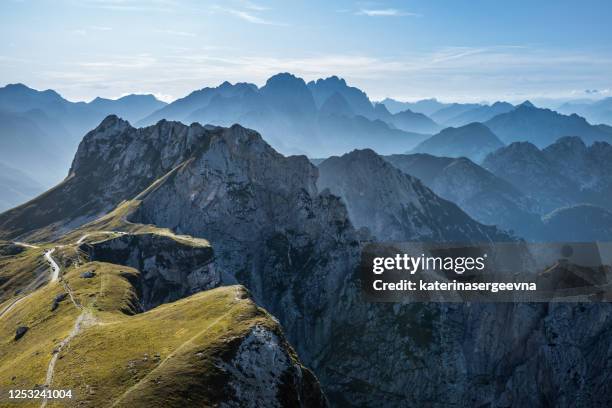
xmin=80 ymin=232 xmax=218 ymax=310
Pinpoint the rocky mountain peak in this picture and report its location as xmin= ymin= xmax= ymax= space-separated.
xmin=318 ymin=148 xmax=507 ymax=242
xmin=264 ymin=72 xmax=306 ymax=88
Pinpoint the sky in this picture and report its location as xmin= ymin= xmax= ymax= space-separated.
xmin=1 ymin=0 xmax=612 ymax=104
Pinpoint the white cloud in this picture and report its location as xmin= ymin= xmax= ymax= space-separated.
xmin=211 ymin=5 xmax=285 ymax=26
xmin=26 ymin=45 xmax=612 ymax=103
xmin=356 ymin=8 xmax=420 ymax=17
xmin=77 ymin=0 xmax=177 ymax=12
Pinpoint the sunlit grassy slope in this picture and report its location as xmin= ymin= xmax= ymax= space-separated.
xmin=1 ymin=254 xmax=291 ymax=407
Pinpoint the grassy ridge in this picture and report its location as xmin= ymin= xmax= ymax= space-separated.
xmin=1 ymin=253 xmax=283 ymax=407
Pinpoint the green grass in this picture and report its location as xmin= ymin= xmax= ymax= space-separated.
xmin=0 ymin=244 xmax=51 ymax=304
xmin=1 ymin=251 xmax=285 ymax=408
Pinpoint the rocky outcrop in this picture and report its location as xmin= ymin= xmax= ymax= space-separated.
xmin=80 ymin=232 xmax=218 ymax=310
xmin=219 ymin=325 xmax=328 ymax=408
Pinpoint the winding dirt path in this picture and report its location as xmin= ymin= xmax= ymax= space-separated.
xmin=39 ymin=247 xmax=87 ymax=408
xmin=44 ymin=248 xmax=60 ymax=282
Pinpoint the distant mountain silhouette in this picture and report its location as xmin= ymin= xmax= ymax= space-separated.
xmin=317 ymin=149 xmax=508 ymax=242
xmin=485 ymin=101 xmax=612 ymax=147
xmin=88 ymin=94 xmax=166 ymax=123
xmin=371 ymin=103 xmax=441 ymax=134
xmin=308 ymin=76 xmax=374 ymax=117
xmin=383 ymin=153 xmax=539 ymax=238
xmin=411 ymin=122 xmax=504 ymax=163
xmin=140 ymin=73 xmax=429 ymax=157
xmin=483 ymin=136 xmax=612 ymax=213
xmin=557 ymin=97 xmax=612 ymax=126
xmin=430 ymin=103 xmax=483 ymax=124
xmin=0 ymin=83 xmax=166 ymax=187
xmin=441 ymin=102 xmax=515 ymax=127
xmin=381 ymin=98 xmax=449 ymax=116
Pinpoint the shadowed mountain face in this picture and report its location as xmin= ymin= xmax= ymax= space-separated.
xmin=542 ymin=204 xmax=612 ymax=241
xmin=308 ymin=76 xmax=374 ymax=118
xmin=3 ymin=116 xmax=612 ymax=407
xmin=485 ymin=101 xmax=612 ymax=147
xmin=317 ymin=149 xmax=508 ymax=242
xmin=483 ymin=136 xmax=612 ymax=214
xmin=411 ymin=122 xmax=504 ymax=163
xmin=383 ymin=153 xmax=541 ymax=238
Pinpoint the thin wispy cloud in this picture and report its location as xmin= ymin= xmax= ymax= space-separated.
xmin=211 ymin=4 xmax=286 ymax=26
xmin=356 ymin=8 xmax=420 ymax=17
xmin=240 ymin=0 xmax=269 ymax=11
xmin=40 ymin=45 xmax=612 ymax=103
xmin=77 ymin=0 xmax=177 ymax=12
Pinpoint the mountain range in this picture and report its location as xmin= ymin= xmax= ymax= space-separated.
xmin=557 ymin=97 xmax=612 ymax=125
xmin=2 ymin=116 xmax=612 ymax=406
xmin=485 ymin=101 xmax=612 ymax=147
xmin=483 ymin=136 xmax=612 ymax=214
xmin=0 ymin=83 xmax=166 ymax=187
xmin=4 ymin=75 xmax=612 ymax=214
xmin=138 ymin=73 xmax=431 ymax=158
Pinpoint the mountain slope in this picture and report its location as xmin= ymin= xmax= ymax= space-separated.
xmin=381 ymin=98 xmax=449 ymax=115
xmin=0 ymin=232 xmax=326 ymax=407
xmin=541 ymin=204 xmax=612 ymax=241
xmin=430 ymin=103 xmax=482 ymax=124
xmin=411 ymin=122 xmax=504 ymax=163
xmin=317 ymin=149 xmax=509 ymax=242
xmin=442 ymin=101 xmax=514 ymax=127
xmin=4 ymin=116 xmax=612 ymax=407
xmin=485 ymin=101 xmax=612 ymax=146
xmin=558 ymin=97 xmax=612 ymax=125
xmin=383 ymin=153 xmax=541 ymax=238
xmin=88 ymin=94 xmax=167 ymax=123
xmin=0 ymin=161 xmax=44 ymax=212
xmin=0 ymin=109 xmax=74 ymax=186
